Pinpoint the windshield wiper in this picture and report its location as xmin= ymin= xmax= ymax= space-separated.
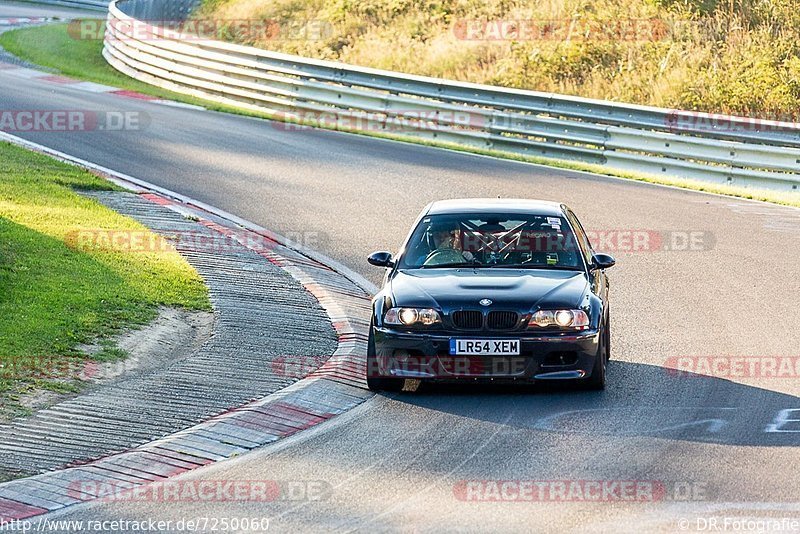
xmin=418 ymin=261 xmax=481 ymax=269
xmin=487 ymin=263 xmax=582 ymax=271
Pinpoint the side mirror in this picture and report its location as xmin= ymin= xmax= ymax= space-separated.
xmin=368 ymin=251 xmax=395 ymax=268
xmin=591 ymin=253 xmax=616 ymax=270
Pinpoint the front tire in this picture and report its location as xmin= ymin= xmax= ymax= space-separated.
xmin=366 ymin=322 xmax=405 ymax=392
xmin=583 ymin=313 xmax=609 ymax=390
xmin=605 ymin=307 xmax=611 ymax=362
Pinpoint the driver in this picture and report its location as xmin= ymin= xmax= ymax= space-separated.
xmin=424 ymin=222 xmax=475 ymax=264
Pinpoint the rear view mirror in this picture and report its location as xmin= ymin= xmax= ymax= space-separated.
xmin=368 ymin=251 xmax=395 ymax=268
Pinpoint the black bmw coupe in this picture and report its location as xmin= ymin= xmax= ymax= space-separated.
xmin=366 ymin=199 xmax=615 ymax=391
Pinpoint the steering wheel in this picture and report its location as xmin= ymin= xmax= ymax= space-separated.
xmin=423 ymin=248 xmax=465 ymax=266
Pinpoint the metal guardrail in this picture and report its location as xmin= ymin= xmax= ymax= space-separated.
xmin=103 ymin=0 xmax=800 ymax=192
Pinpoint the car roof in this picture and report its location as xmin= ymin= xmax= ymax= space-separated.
xmin=425 ymin=198 xmax=565 ymax=217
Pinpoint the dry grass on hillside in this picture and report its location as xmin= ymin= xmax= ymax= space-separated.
xmin=196 ymin=0 xmax=800 ymax=116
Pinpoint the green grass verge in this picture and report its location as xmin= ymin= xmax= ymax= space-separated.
xmin=0 ymin=22 xmax=205 ymax=103
xmin=1 ymin=22 xmax=798 ymax=209
xmin=0 ymin=141 xmax=210 ymax=418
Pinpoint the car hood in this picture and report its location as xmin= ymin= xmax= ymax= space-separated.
xmin=388 ymin=268 xmax=588 ymax=311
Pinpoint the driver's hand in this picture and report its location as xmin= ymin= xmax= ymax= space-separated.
xmin=462 ymin=251 xmax=475 ymax=262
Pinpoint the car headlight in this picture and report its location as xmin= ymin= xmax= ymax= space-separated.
xmin=529 ymin=309 xmax=590 ymax=329
xmin=384 ymin=307 xmax=442 ymax=326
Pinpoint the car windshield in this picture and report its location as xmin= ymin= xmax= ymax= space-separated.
xmin=398 ymin=213 xmax=585 ymax=270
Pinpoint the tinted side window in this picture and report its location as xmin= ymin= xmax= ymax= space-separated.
xmin=564 ymin=209 xmax=593 ymax=264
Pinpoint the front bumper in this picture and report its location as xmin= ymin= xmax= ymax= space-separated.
xmin=372 ymin=327 xmax=600 ymax=381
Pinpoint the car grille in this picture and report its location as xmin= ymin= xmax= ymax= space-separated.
xmin=487 ymin=311 xmax=519 ymax=330
xmin=452 ymin=310 xmax=483 ymax=329
xmin=451 ymin=310 xmax=520 ymax=330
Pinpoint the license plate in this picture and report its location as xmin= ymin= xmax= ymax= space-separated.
xmin=449 ymin=339 xmax=520 ymax=356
